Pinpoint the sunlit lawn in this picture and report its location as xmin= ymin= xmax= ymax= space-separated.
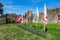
xmin=0 ymin=23 xmax=60 ymax=40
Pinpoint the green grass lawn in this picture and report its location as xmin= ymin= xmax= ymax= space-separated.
xmin=0 ymin=23 xmax=60 ymax=40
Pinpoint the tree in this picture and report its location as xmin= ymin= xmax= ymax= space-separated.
xmin=1 ymin=13 xmax=17 ymax=23
xmin=0 ymin=3 xmax=3 ymax=8
xmin=0 ymin=3 xmax=3 ymax=14
xmin=7 ymin=13 xmax=17 ymax=23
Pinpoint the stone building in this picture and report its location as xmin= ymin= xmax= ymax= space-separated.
xmin=33 ymin=7 xmax=60 ymax=23
xmin=47 ymin=8 xmax=60 ymax=23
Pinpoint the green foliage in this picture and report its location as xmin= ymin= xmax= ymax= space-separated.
xmin=23 ymin=13 xmax=27 ymax=18
xmin=0 ymin=3 xmax=3 ymax=8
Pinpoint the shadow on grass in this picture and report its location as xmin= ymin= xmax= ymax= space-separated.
xmin=17 ymin=25 xmax=46 ymax=38
xmin=0 ymin=23 xmax=6 ymax=25
xmin=0 ymin=22 xmax=17 ymax=25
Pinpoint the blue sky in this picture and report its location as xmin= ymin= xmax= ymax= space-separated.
xmin=0 ymin=0 xmax=60 ymax=15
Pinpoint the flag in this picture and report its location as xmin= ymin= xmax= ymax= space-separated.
xmin=19 ymin=16 xmax=23 ymax=23
xmin=35 ymin=7 xmax=39 ymax=22
xmin=16 ymin=15 xmax=23 ymax=23
xmin=27 ymin=11 xmax=30 ymax=22
xmin=16 ymin=16 xmax=20 ymax=22
xmin=30 ymin=11 xmax=33 ymax=23
xmin=25 ymin=13 xmax=27 ymax=18
xmin=43 ymin=3 xmax=47 ymax=24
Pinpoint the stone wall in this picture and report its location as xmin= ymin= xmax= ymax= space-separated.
xmin=47 ymin=8 xmax=60 ymax=23
xmin=33 ymin=7 xmax=60 ymax=23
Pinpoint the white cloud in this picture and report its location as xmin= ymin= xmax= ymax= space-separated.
xmin=3 ymin=5 xmax=32 ymax=15
xmin=0 ymin=0 xmax=13 ymax=5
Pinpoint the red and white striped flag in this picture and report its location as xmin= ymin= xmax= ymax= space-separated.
xmin=27 ymin=11 xmax=30 ymax=22
xmin=43 ymin=3 xmax=47 ymax=24
xmin=16 ymin=16 xmax=23 ymax=23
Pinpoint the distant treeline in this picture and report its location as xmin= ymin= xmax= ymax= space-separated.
xmin=1 ymin=13 xmax=17 ymax=23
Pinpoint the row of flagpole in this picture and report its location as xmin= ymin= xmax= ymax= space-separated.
xmin=16 ymin=3 xmax=47 ymax=32
xmin=34 ymin=3 xmax=47 ymax=32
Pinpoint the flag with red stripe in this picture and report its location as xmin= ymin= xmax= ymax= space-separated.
xmin=16 ymin=16 xmax=23 ymax=23
xmin=43 ymin=3 xmax=47 ymax=24
xmin=27 ymin=11 xmax=30 ymax=22
xmin=16 ymin=16 xmax=20 ymax=22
